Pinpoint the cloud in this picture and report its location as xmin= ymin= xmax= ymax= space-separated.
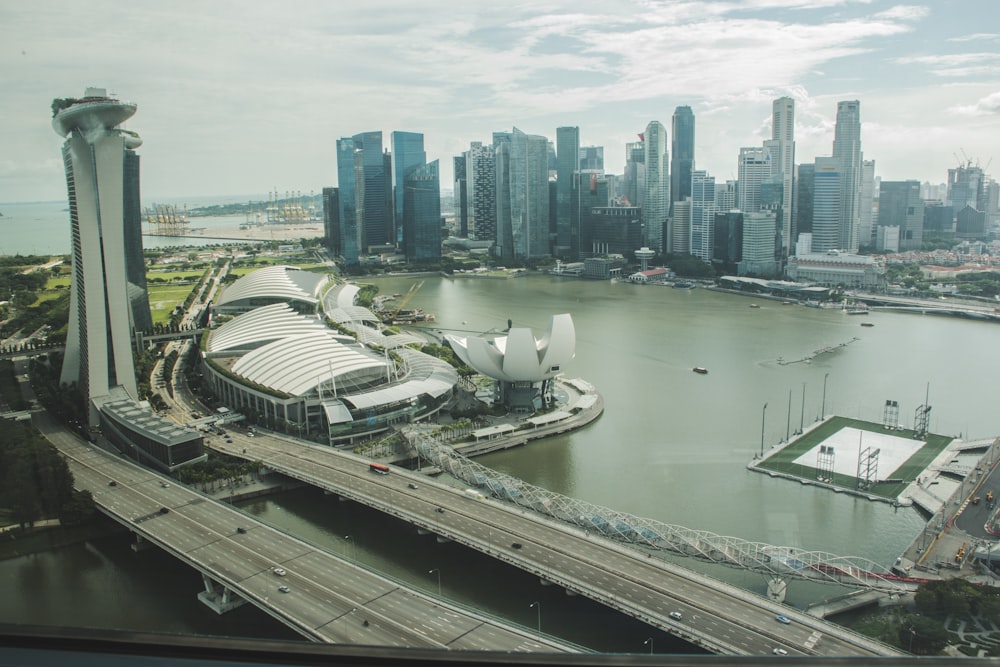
xmin=950 ymin=91 xmax=1000 ymax=116
xmin=948 ymin=33 xmax=1000 ymax=43
xmin=871 ymin=5 xmax=929 ymax=21
xmin=894 ymin=52 xmax=1000 ymax=77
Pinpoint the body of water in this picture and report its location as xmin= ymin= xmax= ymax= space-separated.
xmin=0 ymin=196 xmax=274 ymax=256
xmin=2 ymin=270 xmax=998 ymax=649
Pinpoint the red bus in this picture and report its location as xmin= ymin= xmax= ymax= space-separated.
xmin=369 ymin=462 xmax=390 ymax=475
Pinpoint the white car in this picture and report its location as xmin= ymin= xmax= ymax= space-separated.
xmin=772 ymin=648 xmax=788 ymax=656
xmin=273 ymin=567 xmax=287 ymax=576
xmin=278 ymin=585 xmax=290 ymax=593
xmin=669 ymin=611 xmax=682 ymax=621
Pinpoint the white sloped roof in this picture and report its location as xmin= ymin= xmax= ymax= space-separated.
xmin=339 ymin=347 xmax=456 ymax=410
xmin=207 ymin=303 xmax=331 ymax=353
xmin=232 ymin=331 xmax=387 ymax=396
xmin=215 ymin=265 xmax=328 ymax=308
xmin=446 ymin=313 xmax=575 ymax=382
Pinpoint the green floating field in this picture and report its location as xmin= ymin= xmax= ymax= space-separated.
xmin=756 ymin=416 xmax=954 ymax=500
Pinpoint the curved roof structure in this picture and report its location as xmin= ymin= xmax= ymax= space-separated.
xmin=231 ymin=331 xmax=387 ymax=397
xmin=207 ymin=303 xmax=334 ymax=354
xmin=215 ymin=265 xmax=328 ymax=311
xmin=446 ymin=314 xmax=575 ymax=382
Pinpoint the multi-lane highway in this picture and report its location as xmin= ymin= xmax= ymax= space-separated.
xmin=33 ymin=412 xmax=578 ymax=652
xmin=207 ymin=428 xmax=905 ymax=658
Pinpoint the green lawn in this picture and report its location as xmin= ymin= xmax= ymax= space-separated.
xmin=756 ymin=416 xmax=954 ymax=500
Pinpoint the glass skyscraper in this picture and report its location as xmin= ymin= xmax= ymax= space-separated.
xmin=402 ymin=159 xmax=441 ymax=262
xmin=671 ymin=106 xmax=695 ymax=205
xmin=392 ymin=131 xmax=426 ymax=245
xmin=555 ymin=126 xmax=580 ymax=257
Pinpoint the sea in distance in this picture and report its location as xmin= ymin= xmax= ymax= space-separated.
xmin=0 ymin=195 xmax=267 ymax=256
xmin=2 ymin=197 xmax=1000 ymax=649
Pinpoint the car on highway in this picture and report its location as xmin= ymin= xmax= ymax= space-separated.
xmin=669 ymin=611 xmax=682 ymax=621
xmin=236 ymin=527 xmax=247 ymax=534
xmin=407 ymin=483 xmax=418 ymax=489
xmin=278 ymin=585 xmax=290 ymax=593
xmin=511 ymin=542 xmax=522 ymax=550
xmin=273 ymin=567 xmax=286 ymax=576
xmin=108 ymin=480 xmax=117 ymax=487
xmin=772 ymin=648 xmax=788 ymax=655
xmin=775 ymin=614 xmax=791 ymax=625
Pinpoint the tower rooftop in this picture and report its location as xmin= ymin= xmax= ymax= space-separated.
xmin=52 ymin=87 xmax=137 ymax=138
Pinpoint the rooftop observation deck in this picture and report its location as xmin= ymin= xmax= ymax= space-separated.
xmin=52 ymin=96 xmax=137 ymax=137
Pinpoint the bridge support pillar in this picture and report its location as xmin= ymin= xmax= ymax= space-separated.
xmin=197 ymin=574 xmax=247 ymax=615
xmin=130 ymin=533 xmax=152 ymax=552
xmin=766 ymin=577 xmax=787 ymax=603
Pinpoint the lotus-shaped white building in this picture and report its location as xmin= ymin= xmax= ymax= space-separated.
xmin=445 ymin=314 xmax=575 ymax=413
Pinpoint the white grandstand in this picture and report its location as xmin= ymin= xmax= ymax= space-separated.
xmin=203 ymin=272 xmax=457 ymax=444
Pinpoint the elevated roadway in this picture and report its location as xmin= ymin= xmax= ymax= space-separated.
xmin=209 ymin=429 xmax=906 ymax=658
xmin=32 ymin=412 xmax=576 ymax=653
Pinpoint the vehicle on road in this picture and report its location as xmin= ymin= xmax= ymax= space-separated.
xmin=236 ymin=527 xmax=247 ymax=534
xmin=108 ymin=480 xmax=117 ymax=487
xmin=407 ymin=483 xmax=418 ymax=489
xmin=775 ymin=614 xmax=791 ymax=625
xmin=369 ymin=462 xmax=390 ymax=475
xmin=273 ymin=567 xmax=286 ymax=576
xmin=159 ymin=507 xmax=169 ymax=514
xmin=773 ymin=648 xmax=788 ymax=655
xmin=464 ymin=488 xmax=485 ymax=499
xmin=435 ymin=507 xmax=445 ymax=513
xmin=278 ymin=585 xmax=290 ymax=593
xmin=669 ymin=611 xmax=682 ymax=621
xmin=511 ymin=542 xmax=522 ymax=550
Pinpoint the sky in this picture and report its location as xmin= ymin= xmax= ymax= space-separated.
xmin=2 ymin=0 xmax=998 ymax=204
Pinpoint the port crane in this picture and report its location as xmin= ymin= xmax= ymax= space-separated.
xmin=382 ymin=281 xmax=425 ymax=324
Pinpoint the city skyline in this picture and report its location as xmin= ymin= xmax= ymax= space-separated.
xmin=2 ymin=1 xmax=999 ymax=203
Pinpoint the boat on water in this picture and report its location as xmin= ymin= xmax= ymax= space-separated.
xmin=749 ymin=304 xmax=760 ymax=308
xmin=693 ymin=367 xmax=708 ymax=374
xmin=861 ymin=322 xmax=875 ymax=327
xmin=673 ymin=281 xmax=694 ymax=289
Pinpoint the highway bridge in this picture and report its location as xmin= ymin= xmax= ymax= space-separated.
xmin=32 ymin=412 xmax=578 ymax=653
xmin=206 ymin=427 xmax=906 ymax=658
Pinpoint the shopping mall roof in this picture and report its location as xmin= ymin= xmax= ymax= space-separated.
xmin=207 ymin=302 xmax=335 ymax=353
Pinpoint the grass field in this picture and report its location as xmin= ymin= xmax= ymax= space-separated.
xmin=756 ymin=416 xmax=954 ymax=500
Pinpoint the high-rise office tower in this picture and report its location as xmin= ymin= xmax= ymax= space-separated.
xmin=391 ymin=131 xmax=426 ymax=245
xmin=556 ymin=126 xmax=580 ymax=256
xmin=335 ymin=136 xmax=361 ymax=262
xmin=832 ymin=100 xmax=862 ymax=252
xmin=768 ymin=96 xmax=795 ymax=259
xmin=878 ymin=180 xmax=924 ymax=251
xmin=713 ymin=210 xmax=743 ymax=273
xmin=737 ymin=147 xmax=769 ymax=214
xmin=947 ymin=163 xmax=986 ymax=211
xmin=811 ymin=156 xmax=842 ymax=252
xmin=402 ymin=159 xmax=441 ymax=261
xmin=670 ymin=198 xmax=691 ymax=258
xmin=793 ymin=163 xmax=815 ymax=239
xmin=322 ymin=186 xmax=340 ymax=256
xmin=52 ymin=87 xmax=151 ymax=422
xmin=643 ymin=121 xmax=669 ymax=254
xmin=352 ymin=131 xmax=393 ymax=251
xmin=738 ymin=210 xmax=779 ymax=277
xmin=497 ymin=128 xmax=550 ymax=260
xmin=579 ymin=146 xmax=604 ymax=171
xmin=715 ymin=180 xmax=737 ymax=213
xmin=466 ymin=142 xmax=496 ymax=242
xmin=689 ymin=170 xmax=716 ymax=262
xmin=671 ymin=106 xmax=695 ymax=205
xmin=453 ymin=155 xmax=468 ymax=237
xmin=857 ymin=159 xmax=877 ymax=248
xmin=623 ymin=140 xmax=645 ymax=209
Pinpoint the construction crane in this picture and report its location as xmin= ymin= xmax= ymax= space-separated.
xmin=382 ymin=281 xmax=425 ymax=324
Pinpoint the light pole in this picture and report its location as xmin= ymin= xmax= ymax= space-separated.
xmin=821 ymin=373 xmax=829 ymax=420
xmin=428 ymin=568 xmax=441 ymax=596
xmin=529 ymin=601 xmax=541 ymax=636
xmin=799 ymin=382 xmax=806 ymax=433
xmin=760 ymin=402 xmax=768 ymax=458
xmin=344 ymin=534 xmax=355 ymax=562
xmin=644 ymin=638 xmax=653 ymax=655
xmin=341 ymin=606 xmax=357 ymax=639
xmin=785 ymin=388 xmax=791 ymax=441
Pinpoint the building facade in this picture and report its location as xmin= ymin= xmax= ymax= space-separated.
xmin=689 ymin=170 xmax=716 ymax=262
xmin=391 ymin=131 xmax=426 ymax=246
xmin=52 ymin=88 xmax=151 ymax=422
xmin=671 ymin=106 xmax=695 ymax=206
xmin=555 ymin=126 xmax=580 ymax=257
xmin=878 ymin=180 xmax=924 ymax=251
xmin=832 ymin=100 xmax=863 ymax=252
xmin=643 ymin=121 xmax=669 ymax=255
xmin=402 ymin=160 xmax=441 ymax=262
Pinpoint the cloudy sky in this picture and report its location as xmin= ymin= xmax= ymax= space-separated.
xmin=2 ymin=0 xmax=998 ymax=204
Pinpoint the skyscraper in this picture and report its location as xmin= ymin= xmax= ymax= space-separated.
xmin=811 ymin=157 xmax=842 ymax=253
xmin=768 ymin=96 xmax=795 ymax=259
xmin=643 ymin=121 xmax=669 ymax=254
xmin=832 ymin=100 xmax=863 ymax=252
xmin=52 ymin=87 xmax=150 ymax=422
xmin=391 ymin=131 xmax=426 ymax=245
xmin=671 ymin=106 xmax=695 ymax=205
xmin=878 ymin=180 xmax=924 ymax=251
xmin=737 ymin=146 xmax=769 ymax=214
xmin=335 ymin=136 xmax=360 ymax=262
xmin=402 ymin=159 xmax=441 ymax=261
xmin=466 ymin=142 xmax=496 ymax=243
xmin=623 ymin=140 xmax=645 ymax=209
xmin=555 ymin=126 xmax=580 ymax=257
xmin=497 ymin=128 xmax=550 ymax=260
xmin=453 ymin=155 xmax=468 ymax=237
xmin=689 ymin=170 xmax=716 ymax=262
xmin=352 ymin=131 xmax=393 ymax=251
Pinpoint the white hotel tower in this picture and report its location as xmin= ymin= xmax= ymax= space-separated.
xmin=53 ymin=87 xmax=148 ymax=422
